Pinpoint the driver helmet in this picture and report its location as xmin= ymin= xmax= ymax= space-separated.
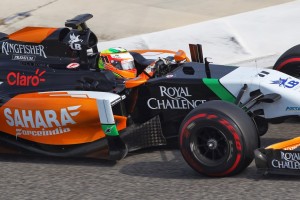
xmin=98 ymin=47 xmax=137 ymax=78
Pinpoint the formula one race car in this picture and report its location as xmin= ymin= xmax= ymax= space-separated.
xmin=0 ymin=13 xmax=299 ymax=177
xmin=253 ymin=45 xmax=300 ymax=175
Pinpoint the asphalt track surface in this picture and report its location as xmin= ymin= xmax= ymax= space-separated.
xmin=0 ymin=120 xmax=299 ymax=200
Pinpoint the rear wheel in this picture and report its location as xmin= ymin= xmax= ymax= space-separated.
xmin=273 ymin=44 xmax=300 ymax=77
xmin=179 ymin=100 xmax=259 ymax=177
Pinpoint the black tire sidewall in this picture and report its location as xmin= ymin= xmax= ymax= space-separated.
xmin=274 ymin=44 xmax=300 ymax=67
xmin=179 ymin=101 xmax=258 ymax=176
xmin=274 ymin=45 xmax=300 ymax=77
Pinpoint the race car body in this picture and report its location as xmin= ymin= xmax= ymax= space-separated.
xmin=0 ymin=13 xmax=299 ymax=177
xmin=255 ymin=138 xmax=300 ymax=175
xmin=220 ymin=67 xmax=299 ymax=119
xmin=0 ymin=14 xmax=99 ymax=70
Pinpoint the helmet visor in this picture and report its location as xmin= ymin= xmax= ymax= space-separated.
xmin=121 ymin=60 xmax=135 ymax=70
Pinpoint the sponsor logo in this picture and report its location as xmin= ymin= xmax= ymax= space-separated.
xmin=4 ymin=105 xmax=81 ymax=137
xmin=16 ymin=127 xmax=71 ymax=137
xmin=257 ymin=71 xmax=269 ymax=77
xmin=286 ymin=107 xmax=300 ymax=111
xmin=271 ymin=151 xmax=300 ymax=169
xmin=12 ymin=54 xmax=36 ymax=61
xmin=68 ymin=33 xmax=83 ymax=50
xmin=166 ymin=74 xmax=174 ymax=78
xmin=147 ymin=86 xmax=206 ymax=109
xmin=105 ymin=127 xmax=112 ymax=134
xmin=7 ymin=69 xmax=46 ymax=87
xmin=271 ymin=77 xmax=299 ymax=88
xmin=66 ymin=63 xmax=80 ymax=69
xmin=2 ymin=42 xmax=47 ymax=58
xmin=111 ymin=54 xmax=121 ymax=59
xmin=4 ymin=105 xmax=80 ymax=128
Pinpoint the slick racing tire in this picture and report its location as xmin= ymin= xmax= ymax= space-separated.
xmin=273 ymin=44 xmax=300 ymax=78
xmin=179 ymin=100 xmax=259 ymax=177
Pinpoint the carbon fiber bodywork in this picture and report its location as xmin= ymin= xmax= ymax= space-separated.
xmin=255 ymin=148 xmax=300 ymax=175
xmin=121 ymin=116 xmax=166 ymax=152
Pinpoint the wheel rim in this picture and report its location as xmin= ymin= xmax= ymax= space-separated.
xmin=190 ymin=127 xmax=229 ymax=167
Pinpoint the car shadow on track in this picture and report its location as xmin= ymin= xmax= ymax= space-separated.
xmin=120 ymin=149 xmax=262 ymax=180
xmin=120 ymin=149 xmax=204 ymax=179
xmin=245 ymin=165 xmax=300 ymax=181
xmin=0 ymin=153 xmax=117 ymax=168
xmin=120 ymin=152 xmax=300 ymax=181
xmin=120 ymin=136 xmax=300 ymax=180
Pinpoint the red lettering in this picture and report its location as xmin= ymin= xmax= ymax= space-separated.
xmin=207 ymin=114 xmax=217 ymax=119
xmin=19 ymin=75 xmax=26 ymax=86
xmin=16 ymin=72 xmax=20 ymax=85
xmin=26 ymin=76 xmax=32 ymax=86
xmin=180 ymin=113 xmax=207 ymax=145
xmin=6 ymin=69 xmax=46 ymax=87
xmin=7 ymin=72 xmax=16 ymax=85
xmin=31 ymin=76 xmax=39 ymax=86
xmin=219 ymin=118 xmax=242 ymax=151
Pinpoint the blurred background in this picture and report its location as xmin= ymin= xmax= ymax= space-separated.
xmin=0 ymin=0 xmax=298 ymax=67
xmin=0 ymin=0 xmax=292 ymax=41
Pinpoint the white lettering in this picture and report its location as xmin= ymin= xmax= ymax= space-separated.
xmin=159 ymin=86 xmax=192 ymax=98
xmin=44 ymin=110 xmax=60 ymax=128
xmin=14 ymin=109 xmax=24 ymax=127
xmin=148 ymin=86 xmax=205 ymax=110
xmin=61 ymin=108 xmax=76 ymax=126
xmin=4 ymin=108 xmax=14 ymax=126
xmin=22 ymin=110 xmax=35 ymax=128
xmin=4 ymin=106 xmax=80 ymax=129
xmin=16 ymin=127 xmax=71 ymax=138
xmin=271 ymin=151 xmax=300 ymax=169
xmin=147 ymin=98 xmax=206 ymax=110
xmin=35 ymin=111 xmax=48 ymax=128
xmin=2 ymin=42 xmax=47 ymax=58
